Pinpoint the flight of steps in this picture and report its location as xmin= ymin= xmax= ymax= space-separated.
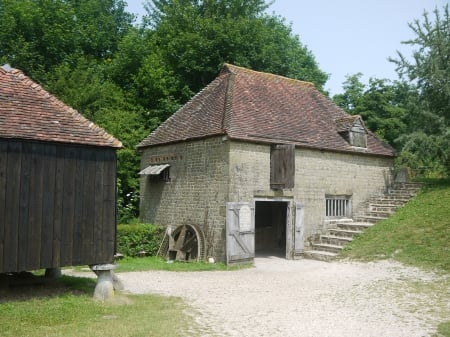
xmin=303 ymin=182 xmax=422 ymax=261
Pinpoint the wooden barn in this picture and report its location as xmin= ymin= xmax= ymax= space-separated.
xmin=138 ymin=64 xmax=396 ymax=264
xmin=0 ymin=65 xmax=122 ymax=274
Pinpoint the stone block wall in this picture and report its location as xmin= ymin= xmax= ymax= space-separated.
xmin=140 ymin=137 xmax=394 ymax=261
xmin=226 ymin=141 xmax=393 ymax=248
xmin=293 ymin=148 xmax=393 ymax=244
xmin=139 ymin=136 xmax=229 ymax=260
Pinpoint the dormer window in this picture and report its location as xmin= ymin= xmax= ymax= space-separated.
xmin=336 ymin=116 xmax=368 ymax=148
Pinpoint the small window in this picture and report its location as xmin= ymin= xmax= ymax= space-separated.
xmin=349 ymin=124 xmax=367 ymax=148
xmin=325 ymin=195 xmax=351 ymax=218
xmin=159 ymin=167 xmax=171 ymax=182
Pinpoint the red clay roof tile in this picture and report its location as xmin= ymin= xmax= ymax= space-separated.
xmin=0 ymin=66 xmax=122 ymax=148
xmin=138 ymin=64 xmax=395 ymax=157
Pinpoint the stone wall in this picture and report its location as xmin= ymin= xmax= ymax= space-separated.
xmin=226 ymin=141 xmax=393 ymax=248
xmin=139 ymin=137 xmax=229 ymax=259
xmin=140 ymin=137 xmax=394 ymax=261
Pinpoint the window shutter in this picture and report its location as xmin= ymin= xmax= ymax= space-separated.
xmin=270 ymin=144 xmax=295 ymax=190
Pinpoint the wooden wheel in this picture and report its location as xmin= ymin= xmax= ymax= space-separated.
xmin=162 ymin=224 xmax=205 ymax=262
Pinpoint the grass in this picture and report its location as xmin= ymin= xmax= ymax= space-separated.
xmin=0 ymin=275 xmax=208 ymax=337
xmin=114 ymin=256 xmax=252 ymax=272
xmin=340 ymin=178 xmax=450 ymax=336
xmin=340 ymin=178 xmax=450 ymax=273
xmin=438 ymin=321 xmax=450 ymax=337
xmin=0 ymin=257 xmax=248 ymax=337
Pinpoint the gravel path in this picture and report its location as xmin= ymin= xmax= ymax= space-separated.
xmin=76 ymin=257 xmax=450 ymax=337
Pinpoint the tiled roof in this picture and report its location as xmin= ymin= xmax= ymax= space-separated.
xmin=0 ymin=65 xmax=122 ymax=148
xmin=138 ymin=64 xmax=395 ymax=157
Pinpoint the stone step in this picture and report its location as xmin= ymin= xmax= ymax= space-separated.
xmin=387 ymin=190 xmax=418 ymax=197
xmin=311 ymin=243 xmax=343 ymax=254
xmin=362 ymin=210 xmax=393 ymax=218
xmin=303 ymin=250 xmax=337 ymax=262
xmin=324 ymin=218 xmax=353 ymax=225
xmin=392 ymin=183 xmax=422 ymax=192
xmin=368 ymin=197 xmax=407 ymax=205
xmin=336 ymin=221 xmax=373 ymax=231
xmin=369 ymin=204 xmax=398 ymax=213
xmin=328 ymin=228 xmax=363 ymax=238
xmin=320 ymin=235 xmax=352 ymax=246
xmin=354 ymin=215 xmax=387 ymax=224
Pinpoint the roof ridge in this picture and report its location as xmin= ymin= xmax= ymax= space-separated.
xmin=5 ymin=68 xmax=122 ymax=148
xmin=223 ymin=63 xmax=316 ymax=88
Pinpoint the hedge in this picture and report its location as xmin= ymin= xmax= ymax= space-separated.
xmin=116 ymin=223 xmax=165 ymax=257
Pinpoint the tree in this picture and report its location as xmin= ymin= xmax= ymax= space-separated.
xmin=143 ymin=0 xmax=328 ymax=97
xmin=0 ymin=0 xmax=134 ymax=82
xmin=390 ymin=4 xmax=450 ymax=126
xmin=389 ymin=4 xmax=450 ymax=176
xmin=333 ymin=74 xmax=408 ymax=148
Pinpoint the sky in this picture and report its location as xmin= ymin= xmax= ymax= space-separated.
xmin=125 ymin=0 xmax=448 ymax=95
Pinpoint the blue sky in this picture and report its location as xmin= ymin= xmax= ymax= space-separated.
xmin=126 ymin=0 xmax=447 ymax=95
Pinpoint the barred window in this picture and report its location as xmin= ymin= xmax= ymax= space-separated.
xmin=325 ymin=195 xmax=351 ymax=218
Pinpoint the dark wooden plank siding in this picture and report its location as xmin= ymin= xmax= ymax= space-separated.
xmin=0 ymin=140 xmax=117 ymax=273
xmin=94 ymin=151 xmax=105 ymax=261
xmin=40 ymin=144 xmax=57 ymax=268
xmin=101 ymin=150 xmax=117 ymax=263
xmin=52 ymin=146 xmax=65 ymax=267
xmin=3 ymin=141 xmax=22 ymax=272
xmin=27 ymin=142 xmax=44 ymax=270
xmin=17 ymin=142 xmax=31 ymax=271
xmin=80 ymin=148 xmax=96 ymax=264
xmin=60 ymin=146 xmax=76 ymax=266
xmin=0 ymin=141 xmax=8 ymax=272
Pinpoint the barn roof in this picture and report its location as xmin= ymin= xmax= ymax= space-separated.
xmin=138 ymin=64 xmax=395 ymax=157
xmin=0 ymin=65 xmax=122 ymax=148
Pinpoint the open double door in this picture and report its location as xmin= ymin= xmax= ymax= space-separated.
xmin=226 ymin=201 xmax=304 ymax=264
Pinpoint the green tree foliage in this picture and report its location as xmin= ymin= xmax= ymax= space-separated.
xmin=390 ymin=4 xmax=450 ymax=176
xmin=143 ymin=0 xmax=328 ymax=96
xmin=333 ymin=74 xmax=408 ymax=148
xmin=0 ymin=0 xmax=330 ymax=220
xmin=335 ymin=5 xmax=450 ymax=177
xmin=390 ymin=4 xmax=450 ymax=125
xmin=0 ymin=0 xmax=134 ymax=82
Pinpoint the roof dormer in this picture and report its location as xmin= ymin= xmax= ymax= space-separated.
xmin=336 ymin=115 xmax=368 ymax=148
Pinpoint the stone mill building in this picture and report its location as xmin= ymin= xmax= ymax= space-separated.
xmin=137 ymin=64 xmax=396 ymax=264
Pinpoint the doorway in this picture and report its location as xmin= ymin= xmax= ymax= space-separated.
xmin=254 ymin=201 xmax=288 ymax=257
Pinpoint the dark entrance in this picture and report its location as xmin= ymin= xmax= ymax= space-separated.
xmin=255 ymin=201 xmax=288 ymax=256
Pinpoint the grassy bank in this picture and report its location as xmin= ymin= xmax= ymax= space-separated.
xmin=341 ymin=179 xmax=450 ymax=272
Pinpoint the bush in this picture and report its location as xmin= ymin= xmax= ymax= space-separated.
xmin=117 ymin=223 xmax=165 ymax=257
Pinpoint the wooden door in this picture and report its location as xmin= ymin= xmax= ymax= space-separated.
xmin=294 ymin=202 xmax=304 ymax=256
xmin=226 ymin=202 xmax=255 ymax=264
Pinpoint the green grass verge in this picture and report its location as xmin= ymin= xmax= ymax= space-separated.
xmin=437 ymin=321 xmax=450 ymax=337
xmin=340 ymin=179 xmax=450 ymax=273
xmin=115 ymin=256 xmax=252 ymax=272
xmin=0 ymin=275 xmax=208 ymax=337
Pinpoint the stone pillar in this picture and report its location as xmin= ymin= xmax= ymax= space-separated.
xmin=90 ymin=264 xmax=116 ymax=301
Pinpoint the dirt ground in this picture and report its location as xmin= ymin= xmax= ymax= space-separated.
xmin=116 ymin=257 xmax=450 ymax=337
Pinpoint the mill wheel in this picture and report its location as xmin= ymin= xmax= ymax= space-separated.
xmin=161 ymin=224 xmax=205 ymax=262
